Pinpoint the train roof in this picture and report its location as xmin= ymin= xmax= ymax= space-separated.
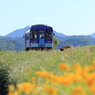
xmin=30 ymin=24 xmax=53 ymax=30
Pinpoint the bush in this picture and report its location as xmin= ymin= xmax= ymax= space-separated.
xmin=53 ymin=37 xmax=59 ymax=49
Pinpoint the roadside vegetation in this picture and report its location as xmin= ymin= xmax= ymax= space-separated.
xmin=0 ymin=45 xmax=95 ymax=95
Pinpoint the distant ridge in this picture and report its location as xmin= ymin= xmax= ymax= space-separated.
xmin=5 ymin=26 xmax=30 ymax=37
xmin=88 ymin=33 xmax=95 ymax=38
xmin=53 ymin=30 xmax=66 ymax=37
xmin=5 ymin=26 xmax=66 ymax=37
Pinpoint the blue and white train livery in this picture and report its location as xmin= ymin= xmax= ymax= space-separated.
xmin=23 ymin=24 xmax=54 ymax=51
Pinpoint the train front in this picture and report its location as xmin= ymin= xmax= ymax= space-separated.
xmin=30 ymin=24 xmax=54 ymax=50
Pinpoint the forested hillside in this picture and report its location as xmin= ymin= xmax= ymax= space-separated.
xmin=0 ymin=38 xmax=25 ymax=51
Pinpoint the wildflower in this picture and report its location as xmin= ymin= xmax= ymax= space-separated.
xmin=90 ymin=86 xmax=95 ymax=94
xmin=31 ymin=77 xmax=36 ymax=82
xmin=8 ymin=91 xmax=18 ymax=95
xmin=22 ymin=82 xmax=36 ymax=94
xmin=16 ymin=83 xmax=23 ymax=94
xmin=60 ymin=62 xmax=69 ymax=72
xmin=42 ymin=85 xmax=58 ymax=95
xmin=67 ymin=73 xmax=81 ymax=82
xmin=36 ymin=71 xmax=42 ymax=76
xmin=8 ymin=85 xmax=15 ymax=92
xmin=83 ymin=65 xmax=94 ymax=72
xmin=73 ymin=62 xmax=82 ymax=74
xmin=86 ymin=73 xmax=95 ymax=86
xmin=72 ymin=86 xmax=86 ymax=95
xmin=8 ymin=92 xmax=14 ymax=95
xmin=36 ymin=70 xmax=53 ymax=79
xmin=59 ymin=76 xmax=72 ymax=85
xmin=92 ymin=61 xmax=95 ymax=69
xmin=13 ymin=91 xmax=18 ymax=95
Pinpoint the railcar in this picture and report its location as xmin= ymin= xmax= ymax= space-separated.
xmin=23 ymin=24 xmax=54 ymax=51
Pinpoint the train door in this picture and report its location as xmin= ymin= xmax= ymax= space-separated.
xmin=39 ymin=30 xmax=44 ymax=47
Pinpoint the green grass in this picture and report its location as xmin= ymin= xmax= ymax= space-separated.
xmin=0 ymin=45 xmax=95 ymax=84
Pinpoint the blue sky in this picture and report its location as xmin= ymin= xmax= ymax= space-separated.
xmin=0 ymin=0 xmax=95 ymax=36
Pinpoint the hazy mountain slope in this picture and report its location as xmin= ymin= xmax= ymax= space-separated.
xmin=0 ymin=38 xmax=25 ymax=51
xmin=88 ymin=33 xmax=95 ymax=38
xmin=54 ymin=30 xmax=66 ymax=37
xmin=5 ymin=26 xmax=30 ymax=37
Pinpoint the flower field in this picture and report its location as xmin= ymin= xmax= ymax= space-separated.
xmin=8 ymin=61 xmax=95 ymax=95
xmin=0 ymin=45 xmax=95 ymax=95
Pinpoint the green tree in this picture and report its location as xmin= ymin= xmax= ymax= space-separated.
xmin=53 ymin=37 xmax=59 ymax=49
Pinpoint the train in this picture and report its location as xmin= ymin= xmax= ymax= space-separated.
xmin=23 ymin=24 xmax=55 ymax=51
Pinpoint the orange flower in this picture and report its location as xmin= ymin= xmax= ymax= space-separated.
xmin=36 ymin=70 xmax=53 ymax=79
xmin=60 ymin=63 xmax=69 ymax=72
xmin=36 ymin=71 xmax=42 ymax=76
xmin=72 ymin=86 xmax=86 ymax=95
xmin=90 ymin=86 xmax=95 ymax=94
xmin=22 ymin=82 xmax=36 ymax=94
xmin=67 ymin=73 xmax=82 ymax=82
xmin=31 ymin=77 xmax=36 ymax=82
xmin=73 ymin=62 xmax=82 ymax=74
xmin=83 ymin=65 xmax=94 ymax=72
xmin=42 ymin=85 xmax=58 ymax=95
xmin=92 ymin=61 xmax=95 ymax=69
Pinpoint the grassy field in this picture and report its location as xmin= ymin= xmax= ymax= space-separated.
xmin=1 ymin=45 xmax=95 ymax=95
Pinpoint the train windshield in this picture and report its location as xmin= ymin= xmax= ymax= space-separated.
xmin=39 ymin=31 xmax=44 ymax=39
xmin=31 ymin=30 xmax=37 ymax=39
xmin=46 ymin=29 xmax=52 ymax=39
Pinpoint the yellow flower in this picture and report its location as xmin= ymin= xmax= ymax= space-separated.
xmin=8 ymin=91 xmax=18 ymax=95
xmin=8 ymin=85 xmax=15 ymax=92
xmin=8 ymin=92 xmax=14 ymax=95
xmin=16 ymin=83 xmax=23 ymax=94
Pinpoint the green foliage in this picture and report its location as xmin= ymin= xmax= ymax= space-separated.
xmin=60 ymin=38 xmax=90 ymax=47
xmin=53 ymin=37 xmax=59 ymax=48
xmin=0 ymin=38 xmax=25 ymax=51
xmin=0 ymin=47 xmax=2 ymax=51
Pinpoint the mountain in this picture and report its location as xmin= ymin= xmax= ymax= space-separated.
xmin=88 ymin=33 xmax=95 ymax=38
xmin=5 ymin=26 xmax=30 ymax=37
xmin=53 ymin=30 xmax=66 ymax=37
xmin=1 ymin=26 xmax=95 ymax=50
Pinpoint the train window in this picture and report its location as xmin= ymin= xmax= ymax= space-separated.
xmin=39 ymin=31 xmax=44 ymax=39
xmin=25 ymin=33 xmax=30 ymax=40
xmin=46 ymin=29 xmax=52 ymax=39
xmin=31 ymin=30 xmax=38 ymax=39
